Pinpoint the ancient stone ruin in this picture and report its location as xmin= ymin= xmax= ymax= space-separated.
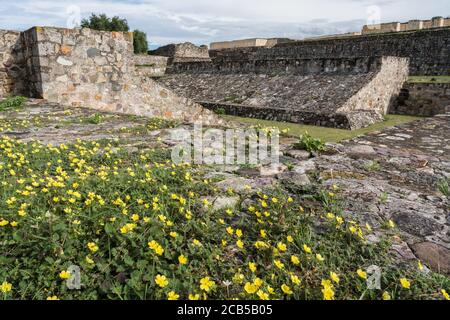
xmin=158 ymin=26 xmax=450 ymax=129
xmin=0 ymin=27 xmax=218 ymax=124
xmin=1 ymin=24 xmax=450 ymax=130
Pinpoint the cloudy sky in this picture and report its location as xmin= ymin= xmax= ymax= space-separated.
xmin=0 ymin=0 xmax=448 ymax=48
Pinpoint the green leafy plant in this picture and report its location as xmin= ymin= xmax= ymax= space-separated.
xmin=86 ymin=113 xmax=103 ymax=125
xmin=364 ymin=160 xmax=381 ymax=172
xmin=0 ymin=96 xmax=27 ymax=111
xmin=294 ymin=132 xmax=326 ymax=153
xmin=438 ymin=178 xmax=449 ymax=197
xmin=214 ymin=108 xmax=226 ymax=115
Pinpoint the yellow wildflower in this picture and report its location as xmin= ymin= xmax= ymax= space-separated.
xmin=59 ymin=270 xmax=71 ymax=280
xmin=400 ymin=278 xmax=411 ymax=289
xmin=200 ymin=277 xmax=215 ymax=292
xmin=167 ymin=291 xmax=179 ymax=300
xmin=357 ymin=269 xmax=367 ymax=279
xmin=155 ymin=274 xmax=169 ymax=288
xmin=303 ymin=244 xmax=312 ymax=254
xmin=244 ymin=282 xmax=258 ymax=294
xmin=178 ymin=255 xmax=188 ymax=265
xmin=87 ymin=242 xmax=99 ymax=253
xmin=316 ymin=254 xmax=325 ymax=262
xmin=281 ymin=284 xmax=293 ymax=295
xmin=0 ymin=281 xmax=12 ymax=293
xmin=330 ymin=272 xmax=340 ymax=284
xmin=382 ymin=291 xmax=391 ymax=300
xmin=274 ymin=260 xmax=284 ymax=270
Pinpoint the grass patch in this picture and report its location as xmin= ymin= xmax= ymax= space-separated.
xmin=85 ymin=113 xmax=103 ymax=125
xmin=222 ymin=114 xmax=422 ymax=143
xmin=0 ymin=96 xmax=27 ymax=112
xmin=408 ymin=76 xmax=450 ymax=84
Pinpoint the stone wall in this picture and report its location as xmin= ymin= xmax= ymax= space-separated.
xmin=210 ymin=38 xmax=293 ymax=50
xmin=3 ymin=26 xmax=218 ymax=124
xmin=169 ymin=56 xmax=385 ymax=75
xmin=363 ymin=16 xmax=450 ymax=35
xmin=0 ymin=30 xmax=27 ymax=97
xmin=134 ymin=54 xmax=168 ymax=77
xmin=159 ymin=56 xmax=409 ymax=129
xmin=149 ymin=42 xmax=210 ymax=63
xmin=339 ymin=56 xmax=409 ymax=114
xmin=197 ymin=28 xmax=450 ymax=76
xmin=390 ymin=82 xmax=450 ymax=116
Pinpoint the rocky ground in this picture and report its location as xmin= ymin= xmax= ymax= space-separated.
xmin=1 ymin=99 xmax=449 ymax=275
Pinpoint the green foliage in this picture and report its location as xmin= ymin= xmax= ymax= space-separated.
xmin=364 ymin=160 xmax=381 ymax=172
xmin=294 ymin=132 xmax=326 ymax=153
xmin=81 ymin=14 xmax=129 ymax=32
xmin=133 ymin=30 xmax=149 ymax=54
xmin=0 ymin=96 xmax=27 ymax=112
xmin=438 ymin=178 xmax=449 ymax=197
xmin=214 ymin=107 xmax=226 ymax=115
xmin=0 ymin=136 xmax=448 ymax=300
xmin=86 ymin=113 xmax=103 ymax=125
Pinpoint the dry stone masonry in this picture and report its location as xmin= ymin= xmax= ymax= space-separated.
xmin=0 ymin=27 xmax=219 ymax=125
xmin=391 ymin=82 xmax=450 ymax=116
xmin=161 ymin=56 xmax=409 ymax=129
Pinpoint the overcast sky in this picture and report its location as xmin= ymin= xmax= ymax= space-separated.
xmin=0 ymin=0 xmax=448 ymax=48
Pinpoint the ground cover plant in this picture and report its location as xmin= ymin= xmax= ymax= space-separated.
xmin=0 ymin=134 xmax=449 ymax=300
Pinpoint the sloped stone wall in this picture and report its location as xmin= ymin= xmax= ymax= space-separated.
xmin=17 ymin=27 xmax=218 ymax=124
xmin=339 ymin=57 xmax=409 ymax=114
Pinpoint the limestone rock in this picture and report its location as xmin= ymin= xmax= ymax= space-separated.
xmin=411 ymin=242 xmax=450 ymax=274
xmin=212 ymin=196 xmax=240 ymax=212
xmin=277 ymin=171 xmax=312 ymax=191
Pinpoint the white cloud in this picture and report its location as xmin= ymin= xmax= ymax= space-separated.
xmin=0 ymin=0 xmax=448 ymax=47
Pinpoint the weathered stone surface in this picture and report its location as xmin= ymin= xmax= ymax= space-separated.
xmin=277 ymin=171 xmax=312 ymax=191
xmin=56 ymin=56 xmax=73 ymax=66
xmin=149 ymin=42 xmax=210 ymax=63
xmin=211 ymin=196 xmax=240 ymax=212
xmin=411 ymin=242 xmax=450 ymax=274
xmin=391 ymin=82 xmax=450 ymax=116
xmin=0 ymin=29 xmax=27 ymax=97
xmin=285 ymin=149 xmax=311 ymax=160
xmin=260 ymin=163 xmax=287 ymax=176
